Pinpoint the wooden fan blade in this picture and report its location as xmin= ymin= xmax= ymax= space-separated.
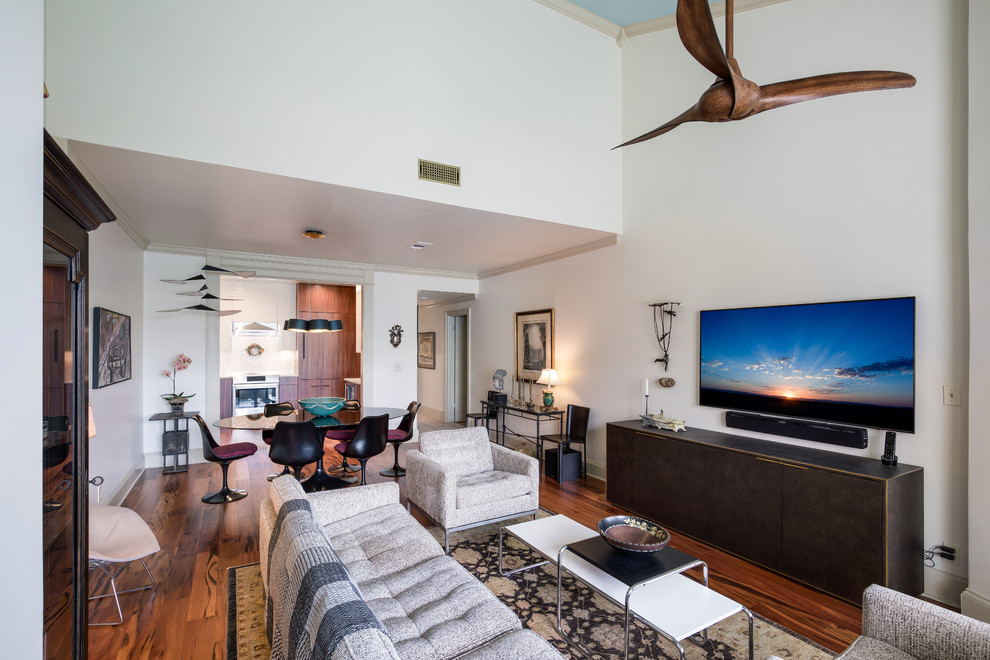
xmin=219 ymin=309 xmax=242 ymax=317
xmin=614 ymin=104 xmax=708 ymax=149
xmin=749 ymin=71 xmax=917 ymax=117
xmin=676 ymin=0 xmax=732 ymax=80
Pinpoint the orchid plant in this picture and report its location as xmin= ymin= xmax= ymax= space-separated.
xmin=162 ymin=353 xmax=195 ymax=402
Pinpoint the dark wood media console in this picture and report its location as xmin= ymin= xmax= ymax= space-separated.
xmin=606 ymin=420 xmax=924 ymax=603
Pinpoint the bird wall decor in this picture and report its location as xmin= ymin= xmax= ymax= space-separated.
xmin=616 ymin=0 xmax=916 ymax=147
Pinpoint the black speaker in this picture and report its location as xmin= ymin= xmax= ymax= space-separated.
xmin=725 ymin=411 xmax=868 ymax=449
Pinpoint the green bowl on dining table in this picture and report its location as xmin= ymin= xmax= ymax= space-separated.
xmin=298 ymin=397 xmax=346 ymax=417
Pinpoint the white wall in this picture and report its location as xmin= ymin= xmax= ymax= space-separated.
xmin=368 ymin=272 xmax=478 ymax=409
xmin=475 ymin=0 xmax=971 ymax=603
xmin=142 ymin=252 xmax=216 ymax=463
xmin=89 ymin=221 xmax=146 ymax=503
xmin=1 ymin=1 xmax=44 ymax=654
xmin=43 ymin=0 xmax=622 ymax=234
xmin=963 ymin=0 xmax=990 ymax=623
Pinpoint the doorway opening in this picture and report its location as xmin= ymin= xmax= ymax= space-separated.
xmin=444 ymin=311 xmax=469 ymax=423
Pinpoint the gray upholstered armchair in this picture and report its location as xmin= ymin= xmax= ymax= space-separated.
xmin=768 ymin=584 xmax=990 ymax=660
xmin=405 ymin=427 xmax=539 ymax=553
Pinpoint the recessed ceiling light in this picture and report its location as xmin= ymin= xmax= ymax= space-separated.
xmin=302 ymin=229 xmax=325 ymax=239
xmin=409 ymin=241 xmax=433 ymax=250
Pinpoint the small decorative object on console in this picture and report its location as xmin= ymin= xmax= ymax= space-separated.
xmin=536 ymin=368 xmax=560 ymax=409
xmin=641 ymin=411 xmax=686 ymax=432
xmin=598 ymin=516 xmax=670 ymax=553
xmin=492 ymin=369 xmax=507 ymax=392
xmin=161 ymin=353 xmax=195 ymax=414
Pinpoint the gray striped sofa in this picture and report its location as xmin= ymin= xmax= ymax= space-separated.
xmin=259 ymin=475 xmax=564 ymax=660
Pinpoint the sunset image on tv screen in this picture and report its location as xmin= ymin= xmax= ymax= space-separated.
xmin=700 ymin=298 xmax=915 ymax=417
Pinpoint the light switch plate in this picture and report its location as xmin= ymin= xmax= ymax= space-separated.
xmin=943 ymin=385 xmax=960 ymax=406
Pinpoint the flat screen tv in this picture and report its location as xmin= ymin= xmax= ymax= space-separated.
xmin=699 ymin=297 xmax=915 ymax=433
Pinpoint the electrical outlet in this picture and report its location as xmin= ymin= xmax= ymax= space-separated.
xmin=393 ymin=362 xmax=402 ymax=372
xmin=942 ymin=541 xmax=961 ymax=562
xmin=943 ymin=385 xmax=961 ymax=406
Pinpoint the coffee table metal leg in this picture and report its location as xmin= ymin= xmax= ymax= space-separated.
xmin=498 ymin=527 xmax=550 ymax=577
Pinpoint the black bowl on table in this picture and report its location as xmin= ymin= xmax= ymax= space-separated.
xmin=597 ymin=516 xmax=670 ymax=553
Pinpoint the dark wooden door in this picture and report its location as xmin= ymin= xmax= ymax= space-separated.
xmin=650 ymin=434 xmax=710 ymax=539
xmin=43 ymin=130 xmax=115 ymax=658
xmin=708 ymin=453 xmax=783 ymax=569
xmin=781 ymin=466 xmax=884 ymax=601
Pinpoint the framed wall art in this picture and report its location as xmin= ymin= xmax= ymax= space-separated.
xmin=418 ymin=332 xmax=436 ymax=369
xmin=515 ymin=308 xmax=554 ymax=381
xmin=93 ymin=307 xmax=132 ymax=388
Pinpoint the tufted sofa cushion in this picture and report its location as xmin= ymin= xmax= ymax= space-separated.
xmin=418 ymin=426 xmax=493 ymax=477
xmin=322 ymin=502 xmax=521 ymax=660
xmin=455 ymin=470 xmax=532 ymax=509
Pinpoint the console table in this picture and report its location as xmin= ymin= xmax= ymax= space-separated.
xmin=606 ymin=420 xmax=924 ymax=604
xmin=149 ymin=411 xmax=199 ymax=473
xmin=481 ymin=400 xmax=564 ymax=471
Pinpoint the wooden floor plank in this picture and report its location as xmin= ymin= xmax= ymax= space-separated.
xmin=87 ymin=415 xmax=866 ymax=656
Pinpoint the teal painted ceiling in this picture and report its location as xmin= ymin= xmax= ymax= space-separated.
xmin=566 ymin=0 xmax=681 ymax=26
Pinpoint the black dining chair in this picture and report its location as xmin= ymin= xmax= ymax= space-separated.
xmin=193 ymin=415 xmax=259 ymax=504
xmin=539 ymin=404 xmax=590 ymax=481
xmin=261 ymin=402 xmax=295 ymax=481
xmin=326 ymin=399 xmax=362 ymax=473
xmin=268 ymin=421 xmax=325 ymax=484
xmin=379 ymin=402 xmax=420 ymax=477
xmin=332 ymin=413 xmax=388 ymax=485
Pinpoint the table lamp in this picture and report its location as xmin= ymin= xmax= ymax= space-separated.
xmin=536 ymin=369 xmax=561 ymax=408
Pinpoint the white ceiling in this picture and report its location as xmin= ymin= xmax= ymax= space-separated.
xmin=72 ymin=140 xmax=615 ymax=278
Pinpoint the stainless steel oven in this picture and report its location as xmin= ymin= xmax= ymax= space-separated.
xmin=232 ymin=374 xmax=279 ymax=415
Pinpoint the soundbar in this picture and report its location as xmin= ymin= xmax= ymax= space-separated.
xmin=725 ymin=411 xmax=868 ymax=449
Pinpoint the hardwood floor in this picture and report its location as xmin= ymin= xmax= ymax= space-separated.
xmin=88 ymin=417 xmax=862 ymax=658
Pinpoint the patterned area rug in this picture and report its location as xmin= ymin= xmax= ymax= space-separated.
xmin=228 ymin=516 xmax=837 ymax=660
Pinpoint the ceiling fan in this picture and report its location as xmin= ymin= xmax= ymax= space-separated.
xmin=616 ymin=0 xmax=916 ymax=148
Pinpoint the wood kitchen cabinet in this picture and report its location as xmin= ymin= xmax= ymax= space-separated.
xmin=296 ymin=284 xmax=360 ymax=399
xmin=605 ymin=420 xmax=924 ymax=603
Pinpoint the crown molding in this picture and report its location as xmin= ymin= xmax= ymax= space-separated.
xmin=146 ymin=243 xmax=478 ymax=284
xmin=624 ymin=0 xmax=791 ymax=37
xmin=478 ymin=233 xmax=619 ymax=279
xmin=538 ymin=0 xmax=791 ymax=42
xmin=532 ymin=0 xmax=621 ymax=40
xmin=64 ymin=138 xmax=150 ymax=249
xmin=418 ymin=293 xmax=478 ymax=311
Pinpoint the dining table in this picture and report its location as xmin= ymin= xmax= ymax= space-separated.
xmin=215 ymin=406 xmax=408 ymax=491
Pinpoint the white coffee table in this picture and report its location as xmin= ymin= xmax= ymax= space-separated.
xmin=498 ymin=514 xmax=753 ymax=660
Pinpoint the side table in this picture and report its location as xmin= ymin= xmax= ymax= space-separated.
xmin=149 ymin=411 xmax=198 ymax=473
xmin=559 ymin=536 xmax=753 ymax=660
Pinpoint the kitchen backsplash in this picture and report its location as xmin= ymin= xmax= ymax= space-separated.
xmin=221 ymin=335 xmax=296 ymax=377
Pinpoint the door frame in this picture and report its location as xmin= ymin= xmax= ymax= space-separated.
xmin=443 ymin=309 xmax=470 ymax=423
xmin=43 ymin=130 xmax=115 ymax=655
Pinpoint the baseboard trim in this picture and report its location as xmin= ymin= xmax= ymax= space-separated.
xmin=923 ymin=565 xmax=967 ymax=607
xmin=961 ymin=588 xmax=990 ymax=623
xmin=144 ymin=447 xmax=206 ymax=469
xmin=103 ymin=459 xmax=146 ymax=506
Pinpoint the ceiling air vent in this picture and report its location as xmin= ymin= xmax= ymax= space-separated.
xmin=418 ymin=159 xmax=461 ymax=187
